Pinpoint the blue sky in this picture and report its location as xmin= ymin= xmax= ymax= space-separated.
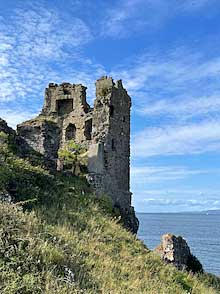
xmin=1 ymin=0 xmax=220 ymax=212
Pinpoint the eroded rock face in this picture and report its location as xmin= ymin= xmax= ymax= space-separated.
xmin=16 ymin=76 xmax=139 ymax=233
xmin=155 ymin=233 xmax=203 ymax=273
xmin=120 ymin=206 xmax=139 ymax=234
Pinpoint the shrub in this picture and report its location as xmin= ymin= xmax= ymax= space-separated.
xmin=58 ymin=141 xmax=87 ymax=175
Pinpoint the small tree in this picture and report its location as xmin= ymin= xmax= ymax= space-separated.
xmin=0 ymin=132 xmax=9 ymax=161
xmin=58 ymin=140 xmax=87 ymax=175
xmin=0 ymin=131 xmax=8 ymax=145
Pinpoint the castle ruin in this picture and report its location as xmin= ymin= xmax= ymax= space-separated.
xmin=17 ymin=76 xmax=139 ymax=233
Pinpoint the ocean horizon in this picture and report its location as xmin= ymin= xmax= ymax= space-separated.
xmin=137 ymin=212 xmax=220 ymax=276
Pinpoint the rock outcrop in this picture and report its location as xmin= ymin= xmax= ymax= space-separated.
xmin=0 ymin=118 xmax=16 ymax=137
xmin=155 ymin=233 xmax=203 ymax=273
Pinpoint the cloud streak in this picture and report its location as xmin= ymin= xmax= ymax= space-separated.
xmin=112 ymin=49 xmax=220 ymax=100
xmin=101 ymin=0 xmax=217 ymax=37
xmin=141 ymin=198 xmax=220 ymax=207
xmin=0 ymin=108 xmax=38 ymax=129
xmin=109 ymin=47 xmax=220 ymax=158
xmin=131 ymin=165 xmax=220 ymax=183
xmin=134 ymin=188 xmax=220 ymax=212
xmin=138 ymin=94 xmax=220 ymax=119
xmin=0 ymin=2 xmax=107 ymax=126
xmin=0 ymin=5 xmax=92 ymax=102
xmin=132 ymin=120 xmax=220 ymax=157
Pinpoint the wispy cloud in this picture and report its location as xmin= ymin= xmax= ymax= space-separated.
xmin=100 ymin=0 xmax=148 ymax=37
xmin=101 ymin=0 xmax=217 ymax=37
xmin=0 ymin=108 xmax=38 ymax=129
xmin=110 ymin=46 xmax=220 ymax=158
xmin=0 ymin=5 xmax=92 ymax=102
xmin=141 ymin=198 xmax=220 ymax=208
xmin=111 ymin=49 xmax=220 ymax=99
xmin=139 ymin=94 xmax=220 ymax=119
xmin=134 ymin=188 xmax=220 ymax=212
xmin=132 ymin=120 xmax=220 ymax=157
xmin=131 ymin=165 xmax=220 ymax=183
xmin=0 ymin=3 xmax=107 ymax=126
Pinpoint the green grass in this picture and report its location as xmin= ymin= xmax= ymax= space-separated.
xmin=0 ymin=133 xmax=220 ymax=293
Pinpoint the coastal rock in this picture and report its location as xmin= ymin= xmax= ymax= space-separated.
xmin=155 ymin=233 xmax=203 ymax=273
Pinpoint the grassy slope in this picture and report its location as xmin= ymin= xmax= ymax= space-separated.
xmin=0 ymin=135 xmax=220 ymax=293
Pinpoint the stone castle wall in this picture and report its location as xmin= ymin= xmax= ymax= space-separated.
xmin=17 ymin=76 xmax=139 ymax=233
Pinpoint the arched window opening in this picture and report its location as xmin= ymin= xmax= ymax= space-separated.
xmin=65 ymin=123 xmax=76 ymax=141
xmin=84 ymin=119 xmax=92 ymax=140
xmin=122 ymin=116 xmax=126 ymax=122
xmin=110 ymin=105 xmax=114 ymax=117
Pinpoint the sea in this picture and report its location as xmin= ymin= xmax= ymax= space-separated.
xmin=137 ymin=213 xmax=220 ymax=276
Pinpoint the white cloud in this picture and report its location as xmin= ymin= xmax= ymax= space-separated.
xmin=0 ymin=108 xmax=38 ymax=129
xmin=131 ymin=165 xmax=220 ymax=183
xmin=101 ymin=0 xmax=216 ymax=37
xmin=0 ymin=3 xmax=108 ymax=127
xmin=111 ymin=49 xmax=220 ymax=97
xmin=132 ymin=120 xmax=220 ymax=157
xmin=0 ymin=4 xmax=93 ymax=102
xmin=110 ymin=47 xmax=220 ymax=158
xmin=133 ymin=188 xmax=220 ymax=212
xmin=139 ymin=94 xmax=220 ymax=119
xmin=100 ymin=0 xmax=148 ymax=37
xmin=141 ymin=198 xmax=220 ymax=207
xmin=136 ymin=188 xmax=220 ymax=199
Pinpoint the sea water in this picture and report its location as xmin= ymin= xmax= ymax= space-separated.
xmin=137 ymin=213 xmax=220 ymax=276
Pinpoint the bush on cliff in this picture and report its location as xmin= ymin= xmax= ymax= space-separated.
xmin=58 ymin=140 xmax=87 ymax=175
xmin=0 ymin=134 xmax=220 ymax=293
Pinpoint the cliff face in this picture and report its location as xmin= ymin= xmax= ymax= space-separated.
xmin=15 ymin=77 xmax=138 ymax=233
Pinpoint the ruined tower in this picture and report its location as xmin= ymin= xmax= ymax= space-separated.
xmin=17 ymin=77 xmax=139 ymax=233
xmin=88 ymin=77 xmax=131 ymax=209
xmin=42 ymin=82 xmax=92 ymax=147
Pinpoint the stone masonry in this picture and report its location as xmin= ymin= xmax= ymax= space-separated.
xmin=17 ymin=77 xmax=139 ymax=233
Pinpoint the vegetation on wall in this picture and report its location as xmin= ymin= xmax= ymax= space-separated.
xmin=58 ymin=140 xmax=87 ymax=175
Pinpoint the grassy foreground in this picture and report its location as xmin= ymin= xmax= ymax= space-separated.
xmin=0 ymin=134 xmax=220 ymax=293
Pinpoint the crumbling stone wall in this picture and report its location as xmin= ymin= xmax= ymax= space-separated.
xmin=17 ymin=77 xmax=139 ymax=233
xmin=17 ymin=119 xmax=60 ymax=164
xmin=88 ymin=77 xmax=131 ymax=208
xmin=42 ymin=83 xmax=90 ymax=115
